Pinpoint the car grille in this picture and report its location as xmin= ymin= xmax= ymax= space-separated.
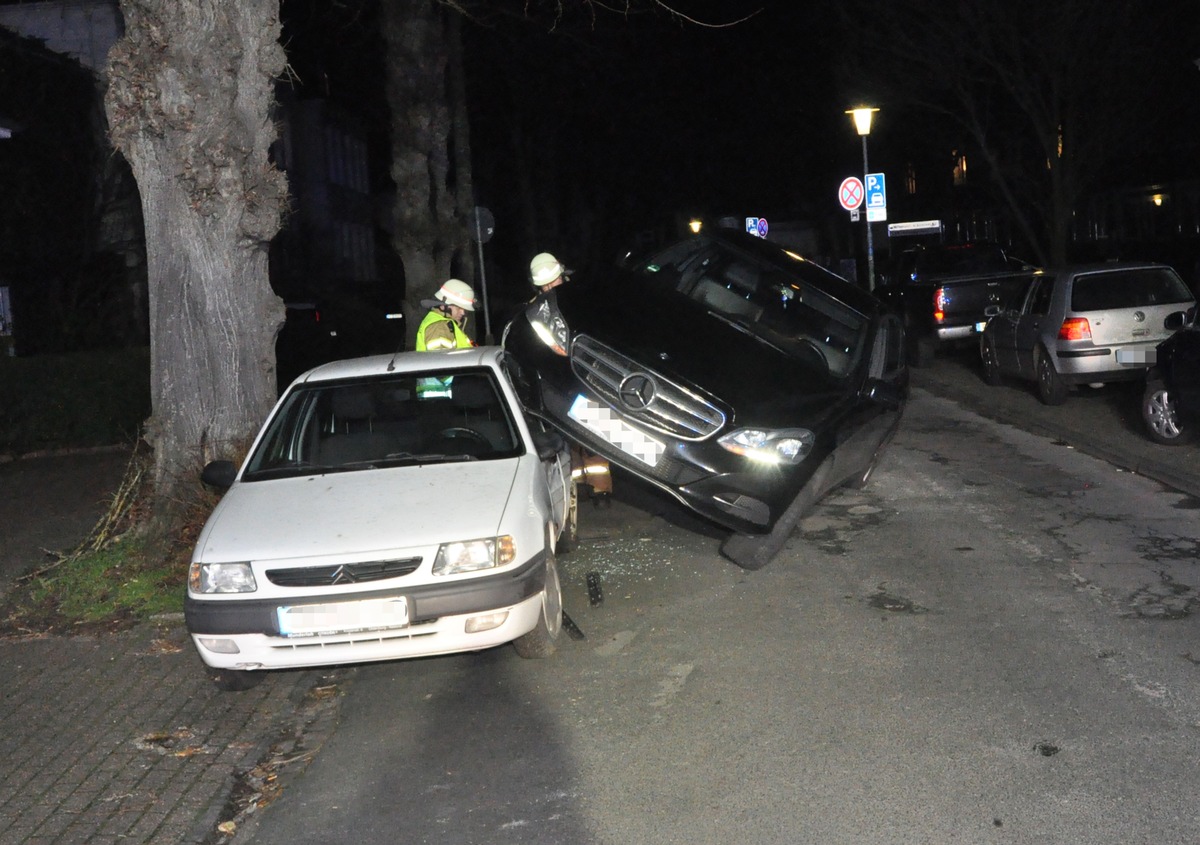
xmin=266 ymin=557 xmax=422 ymax=587
xmin=570 ymin=335 xmax=725 ymax=440
xmin=541 ymin=381 xmax=709 ymax=486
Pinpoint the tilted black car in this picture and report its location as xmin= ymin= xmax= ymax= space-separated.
xmin=1142 ymin=311 xmax=1200 ymax=445
xmin=502 ymin=228 xmax=908 ymax=569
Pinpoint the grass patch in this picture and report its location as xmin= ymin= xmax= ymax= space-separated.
xmin=1 ymin=537 xmax=186 ymax=634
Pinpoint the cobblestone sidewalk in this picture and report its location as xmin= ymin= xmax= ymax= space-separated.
xmin=0 ymin=619 xmax=335 ymax=845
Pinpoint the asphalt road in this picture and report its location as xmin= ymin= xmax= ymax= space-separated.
xmin=911 ymin=345 xmax=1200 ymax=498
xmin=240 ymin=363 xmax=1200 ymax=844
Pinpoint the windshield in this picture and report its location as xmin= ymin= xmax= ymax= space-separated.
xmin=242 ymin=368 xmax=523 ymax=481
xmin=635 ymin=236 xmax=868 ymax=378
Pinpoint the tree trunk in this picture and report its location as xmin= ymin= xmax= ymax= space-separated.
xmin=383 ymin=0 xmax=474 ymax=344
xmin=104 ymin=0 xmax=287 ymax=520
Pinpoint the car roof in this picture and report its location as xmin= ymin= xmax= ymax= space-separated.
xmin=1040 ymin=261 xmax=1177 ymax=276
xmin=294 ymin=346 xmax=503 ymax=384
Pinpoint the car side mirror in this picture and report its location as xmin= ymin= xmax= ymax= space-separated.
xmin=984 ymin=304 xmax=1001 ymax=318
xmin=1165 ymin=310 xmax=1188 ymax=331
xmin=533 ymin=429 xmax=567 ymax=461
xmin=200 ymin=460 xmax=237 ymax=490
xmin=862 ymin=378 xmax=904 ymax=411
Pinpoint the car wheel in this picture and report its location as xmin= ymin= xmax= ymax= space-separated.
xmin=1142 ymin=379 xmax=1192 ymax=445
xmin=980 ymin=336 xmax=1003 ymax=386
xmin=557 ymin=479 xmax=579 ymax=554
xmin=513 ymin=536 xmax=563 ymax=658
xmin=206 ymin=666 xmax=266 ymax=692
xmin=719 ymin=477 xmax=822 ymax=571
xmin=1035 ymin=347 xmax=1069 ymax=405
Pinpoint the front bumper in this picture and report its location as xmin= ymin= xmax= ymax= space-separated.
xmin=536 ymin=379 xmax=806 ymax=535
xmin=185 ymin=553 xmax=547 ymax=670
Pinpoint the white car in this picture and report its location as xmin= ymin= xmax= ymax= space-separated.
xmin=185 ymin=347 xmax=577 ymax=690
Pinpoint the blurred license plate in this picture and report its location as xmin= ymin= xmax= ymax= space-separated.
xmin=974 ymin=321 xmax=988 ymax=332
xmin=568 ymin=395 xmax=664 ymax=467
xmin=277 ymin=597 xmax=408 ymax=637
xmin=1116 ymin=348 xmax=1156 ymax=365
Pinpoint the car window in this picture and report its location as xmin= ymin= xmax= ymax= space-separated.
xmin=1027 ymin=276 xmax=1055 ymax=316
xmin=917 ymin=244 xmax=1008 ymax=277
xmin=1070 ymin=267 xmax=1195 ymax=312
xmin=637 ymin=236 xmax=868 ymax=379
xmin=242 ymin=369 xmax=523 ymax=480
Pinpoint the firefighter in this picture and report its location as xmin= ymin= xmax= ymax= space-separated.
xmin=529 ymin=252 xmax=568 ymax=294
xmin=527 ymin=252 xmax=613 ymax=501
xmin=416 ymin=279 xmax=476 ymax=351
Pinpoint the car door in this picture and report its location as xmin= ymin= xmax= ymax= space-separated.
xmin=1170 ymin=329 xmax=1200 ymax=414
xmin=987 ymin=275 xmax=1036 ymax=374
xmin=501 ymin=353 xmax=571 ymax=532
xmin=1012 ymin=274 xmax=1056 ymax=378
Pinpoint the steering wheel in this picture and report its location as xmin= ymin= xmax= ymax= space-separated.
xmin=435 ymin=427 xmax=491 ymax=448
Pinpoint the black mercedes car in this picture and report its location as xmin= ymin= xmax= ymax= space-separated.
xmin=502 ymin=228 xmax=908 ymax=569
xmin=1142 ymin=310 xmax=1200 ymax=445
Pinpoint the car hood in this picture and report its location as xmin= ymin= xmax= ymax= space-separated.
xmin=556 ymin=277 xmax=849 ymax=427
xmin=194 ymin=460 xmax=520 ymax=563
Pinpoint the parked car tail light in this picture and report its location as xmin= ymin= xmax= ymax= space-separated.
xmin=718 ymin=428 xmax=815 ymax=465
xmin=933 ymin=287 xmax=947 ymax=324
xmin=190 ymin=562 xmax=257 ymax=594
xmin=432 ymin=535 xmax=516 ymax=575
xmin=1058 ymin=317 xmax=1092 ymax=341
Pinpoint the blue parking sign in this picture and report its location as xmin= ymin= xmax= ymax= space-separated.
xmin=865 ymin=173 xmax=887 ymax=222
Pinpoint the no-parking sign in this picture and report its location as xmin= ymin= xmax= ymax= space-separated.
xmin=838 ymin=177 xmax=864 ymax=211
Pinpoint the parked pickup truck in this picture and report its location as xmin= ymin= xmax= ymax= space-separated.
xmin=876 ymin=241 xmax=1039 ymax=366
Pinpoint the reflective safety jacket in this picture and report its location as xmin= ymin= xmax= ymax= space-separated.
xmin=415 ymin=309 xmax=473 ymax=351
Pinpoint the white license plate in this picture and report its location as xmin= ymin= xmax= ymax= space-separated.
xmin=1116 ymin=348 xmax=1156 ymax=365
xmin=974 ymin=321 xmax=988 ymax=333
xmin=277 ymin=597 xmax=409 ymax=637
xmin=568 ymin=394 xmax=665 ymax=467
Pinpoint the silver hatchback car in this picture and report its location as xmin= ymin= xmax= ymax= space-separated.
xmin=980 ymin=262 xmax=1196 ymax=404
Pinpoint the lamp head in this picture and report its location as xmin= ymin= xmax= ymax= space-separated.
xmin=847 ymin=107 xmax=878 ymax=136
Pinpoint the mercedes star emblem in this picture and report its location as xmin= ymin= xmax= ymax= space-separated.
xmin=618 ymin=373 xmax=657 ymax=411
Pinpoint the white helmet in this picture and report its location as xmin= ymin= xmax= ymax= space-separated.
xmin=434 ymin=279 xmax=475 ymax=311
xmin=530 ymin=252 xmax=565 ymax=287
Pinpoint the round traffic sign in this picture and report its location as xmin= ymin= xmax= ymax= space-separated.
xmin=838 ymin=177 xmax=864 ymax=211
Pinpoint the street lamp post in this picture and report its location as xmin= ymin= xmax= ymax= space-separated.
xmin=847 ymin=107 xmax=879 ymax=291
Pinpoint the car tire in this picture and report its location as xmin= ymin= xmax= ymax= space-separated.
xmin=1035 ymin=346 xmax=1069 ymax=405
xmin=557 ymin=479 xmax=579 ymax=554
xmin=719 ymin=475 xmax=823 ymax=571
xmin=513 ymin=535 xmax=563 ymax=659
xmin=980 ymin=336 xmax=1003 ymax=386
xmin=1142 ymin=379 xmax=1192 ymax=445
xmin=207 ymin=666 xmax=266 ymax=692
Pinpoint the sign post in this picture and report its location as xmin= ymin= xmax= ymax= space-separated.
xmin=469 ymin=206 xmax=495 ymax=343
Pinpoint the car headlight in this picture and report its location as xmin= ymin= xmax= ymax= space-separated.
xmin=432 ymin=536 xmax=516 ymax=575
xmin=189 ymin=562 xmax=257 ymax=593
xmin=527 ymin=298 xmax=570 ymax=356
xmin=718 ymin=428 xmax=815 ymax=465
